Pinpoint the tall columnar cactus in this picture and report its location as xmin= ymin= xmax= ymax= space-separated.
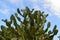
xmin=0 ymin=7 xmax=58 ymax=40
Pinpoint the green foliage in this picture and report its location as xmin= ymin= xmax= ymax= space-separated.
xmin=0 ymin=7 xmax=58 ymax=40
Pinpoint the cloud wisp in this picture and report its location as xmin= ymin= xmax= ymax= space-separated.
xmin=0 ymin=0 xmax=60 ymax=18
xmin=44 ymin=0 xmax=60 ymax=17
xmin=0 ymin=8 xmax=10 ymax=14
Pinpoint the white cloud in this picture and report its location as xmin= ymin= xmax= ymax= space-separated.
xmin=0 ymin=0 xmax=24 ymax=15
xmin=0 ymin=1 xmax=10 ymax=14
xmin=44 ymin=0 xmax=60 ymax=17
xmin=6 ymin=0 xmax=24 ymax=8
xmin=29 ymin=0 xmax=38 ymax=2
xmin=0 ymin=9 xmax=10 ymax=14
xmin=1 ymin=0 xmax=60 ymax=18
xmin=32 ymin=4 xmax=40 ymax=10
xmin=28 ymin=0 xmax=41 ymax=10
xmin=7 ymin=0 xmax=22 ymax=4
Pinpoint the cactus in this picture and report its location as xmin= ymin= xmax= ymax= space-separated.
xmin=0 ymin=7 xmax=58 ymax=40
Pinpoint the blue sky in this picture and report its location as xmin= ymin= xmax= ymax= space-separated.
xmin=0 ymin=0 xmax=60 ymax=40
